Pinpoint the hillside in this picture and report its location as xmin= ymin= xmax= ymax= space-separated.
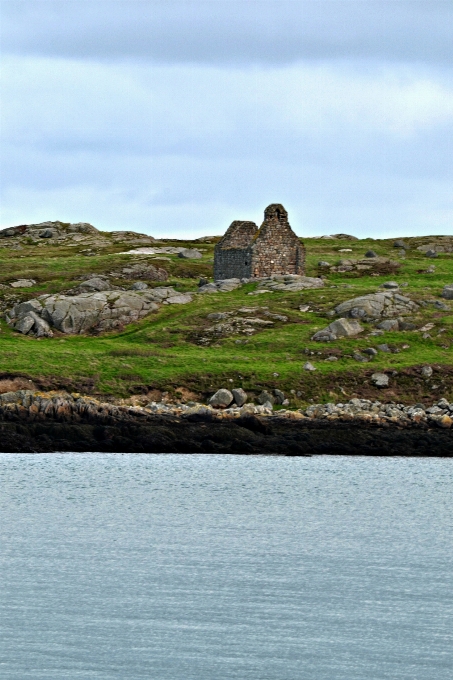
xmin=1 ymin=222 xmax=452 ymax=408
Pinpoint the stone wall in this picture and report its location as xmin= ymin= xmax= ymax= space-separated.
xmin=213 ymin=221 xmax=257 ymax=280
xmin=214 ymin=205 xmax=305 ymax=280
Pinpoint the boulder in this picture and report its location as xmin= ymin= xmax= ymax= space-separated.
xmin=303 ymin=362 xmax=316 ymax=371
xmin=333 ymin=292 xmax=418 ymax=321
xmin=232 ymin=388 xmax=247 ymax=407
xmin=312 ymin=318 xmax=364 ymax=341
xmin=365 ymin=250 xmax=377 ymax=258
xmin=441 ymin=285 xmax=453 ymax=300
xmin=274 ymin=389 xmax=285 ymax=404
xmin=393 ymin=240 xmax=408 ymax=249
xmin=131 ymin=281 xmax=149 ymax=290
xmin=164 ymin=294 xmax=193 ymax=304
xmin=178 ymin=248 xmax=202 ymax=259
xmin=371 ymin=373 xmax=389 ymax=387
xmin=425 ymin=250 xmax=438 ymax=258
xmin=376 ymin=319 xmax=399 ymax=331
xmin=208 ymin=389 xmax=234 ymax=408
xmin=380 ymin=281 xmax=399 ymax=290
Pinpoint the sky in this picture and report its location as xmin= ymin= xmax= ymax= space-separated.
xmin=1 ymin=0 xmax=452 ymax=238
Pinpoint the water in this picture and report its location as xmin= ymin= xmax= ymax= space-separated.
xmin=0 ymin=454 xmax=452 ymax=679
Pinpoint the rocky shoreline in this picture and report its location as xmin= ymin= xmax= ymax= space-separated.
xmin=1 ymin=390 xmax=452 ymax=455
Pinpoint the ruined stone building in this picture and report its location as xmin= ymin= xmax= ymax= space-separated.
xmin=214 ymin=204 xmax=305 ymax=280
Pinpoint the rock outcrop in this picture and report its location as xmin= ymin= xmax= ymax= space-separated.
xmin=6 ymin=287 xmax=191 ymax=337
xmin=312 ymin=318 xmax=364 ymax=342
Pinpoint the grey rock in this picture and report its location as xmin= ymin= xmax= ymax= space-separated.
xmin=421 ymin=365 xmax=433 ymax=378
xmin=371 ymin=373 xmax=390 ymax=387
xmin=393 ymin=240 xmax=408 ymax=249
xmin=303 ymin=362 xmax=316 ymax=371
xmin=353 ymin=353 xmax=368 ymax=362
xmin=39 ymin=229 xmax=54 ymax=238
xmin=377 ymin=343 xmax=391 ymax=352
xmin=7 ymin=291 xmax=161 ymax=336
xmin=15 ymin=315 xmax=36 ymax=334
xmin=208 ymin=389 xmax=234 ymax=408
xmin=10 ymin=279 xmax=36 ymax=288
xmin=380 ymin=281 xmax=399 ymax=289
xmin=257 ymin=390 xmax=275 ymax=405
xmin=425 ymin=250 xmax=438 ymax=258
xmin=164 ymin=294 xmax=193 ymax=304
xmin=363 ymin=348 xmax=378 ymax=356
xmin=178 ymin=248 xmax=202 ymax=259
xmin=376 ymin=319 xmax=399 ymax=331
xmin=312 ymin=318 xmax=364 ymax=341
xmin=334 ymin=291 xmax=418 ymax=320
xmin=441 ymin=285 xmax=453 ymax=300
xmin=274 ymin=389 xmax=285 ymax=404
xmin=318 ymin=261 xmax=330 ymax=267
xmin=79 ymin=277 xmax=111 ymax=292
xmin=365 ymin=250 xmax=378 ymax=258
xmin=232 ymin=388 xmax=247 ymax=407
xmin=130 ymin=281 xmax=149 ymax=290
xmin=259 ymin=276 xmax=324 ymax=292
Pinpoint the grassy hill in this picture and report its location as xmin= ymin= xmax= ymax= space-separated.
xmin=1 ymin=229 xmax=452 ymax=406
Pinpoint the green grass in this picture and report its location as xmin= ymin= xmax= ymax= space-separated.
xmin=1 ymin=234 xmax=452 ymax=404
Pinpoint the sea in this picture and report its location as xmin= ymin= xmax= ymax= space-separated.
xmin=0 ymin=454 xmax=452 ymax=679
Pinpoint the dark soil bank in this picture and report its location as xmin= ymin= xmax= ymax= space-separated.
xmin=1 ymin=415 xmax=452 ymax=456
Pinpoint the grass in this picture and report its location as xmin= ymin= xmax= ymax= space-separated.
xmin=1 ymin=232 xmax=452 ymax=405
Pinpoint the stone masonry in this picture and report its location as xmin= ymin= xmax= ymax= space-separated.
xmin=214 ymin=204 xmax=305 ymax=280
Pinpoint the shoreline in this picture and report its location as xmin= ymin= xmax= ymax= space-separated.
xmin=1 ymin=390 xmax=452 ymax=456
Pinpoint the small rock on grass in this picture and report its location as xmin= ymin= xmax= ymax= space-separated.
xmin=303 ymin=362 xmax=316 ymax=371
xmin=421 ymin=365 xmax=433 ymax=378
xmin=371 ymin=373 xmax=389 ymax=387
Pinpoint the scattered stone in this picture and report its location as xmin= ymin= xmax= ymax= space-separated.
xmin=365 ymin=250 xmax=378 ymax=258
xmin=371 ymin=373 xmax=389 ymax=387
xmin=426 ymin=265 xmax=436 ymax=273
xmin=425 ymin=250 xmax=438 ymax=258
xmin=199 ymin=278 xmax=242 ymax=293
xmin=318 ymin=261 xmax=330 ymax=267
xmin=421 ymin=366 xmax=433 ymax=378
xmin=130 ymin=281 xmax=149 ymax=290
xmin=338 ymin=248 xmax=352 ymax=252
xmin=164 ymin=294 xmax=193 ymax=304
xmin=299 ymin=305 xmax=311 ymax=312
xmin=78 ymin=277 xmax=112 ymax=292
xmin=353 ymin=353 xmax=368 ymax=362
xmin=325 ymin=356 xmax=338 ymax=361
xmin=178 ymin=248 xmax=202 ymax=259
xmin=380 ymin=281 xmax=399 ymax=289
xmin=208 ymin=389 xmax=234 ymax=408
xmin=363 ymin=348 xmax=378 ymax=356
xmin=303 ymin=362 xmax=316 ymax=371
xmin=232 ymin=388 xmax=247 ymax=407
xmin=393 ymin=240 xmax=408 ymax=249
xmin=10 ymin=279 xmax=36 ymax=288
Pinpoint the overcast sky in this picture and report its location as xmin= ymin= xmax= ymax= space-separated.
xmin=1 ymin=0 xmax=452 ymax=238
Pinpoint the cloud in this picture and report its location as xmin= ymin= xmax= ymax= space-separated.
xmin=2 ymin=1 xmax=452 ymax=66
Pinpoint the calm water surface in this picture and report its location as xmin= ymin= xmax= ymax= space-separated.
xmin=0 ymin=454 xmax=452 ymax=679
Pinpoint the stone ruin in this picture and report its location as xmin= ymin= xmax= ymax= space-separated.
xmin=214 ymin=204 xmax=305 ymax=280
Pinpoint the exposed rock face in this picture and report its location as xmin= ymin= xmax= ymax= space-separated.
xmin=10 ymin=279 xmax=36 ymax=288
xmin=319 ymin=256 xmax=400 ymax=275
xmin=333 ymin=292 xmax=419 ymax=321
xmin=0 ymin=221 xmax=99 ymax=239
xmin=214 ymin=204 xmax=305 ymax=280
xmin=371 ymin=373 xmax=390 ymax=387
xmin=312 ymin=318 xmax=364 ymax=342
xmin=6 ymin=287 xmax=188 ymax=337
xmin=198 ymin=278 xmax=243 ymax=293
